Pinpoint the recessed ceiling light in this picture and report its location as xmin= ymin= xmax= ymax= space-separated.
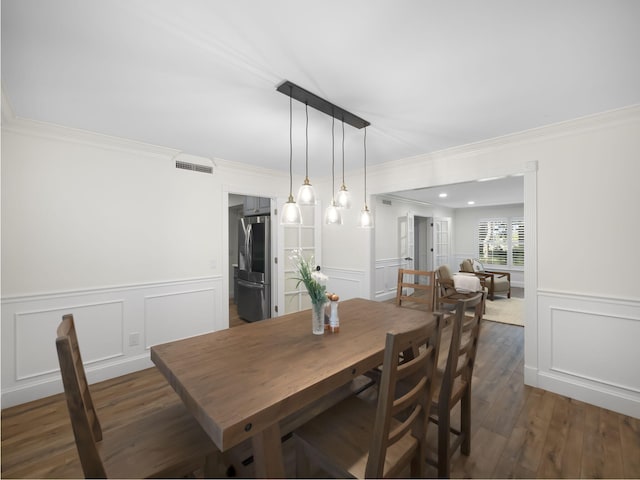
xmin=467 ymin=201 xmax=475 ymax=205
xmin=439 ymin=193 xmax=447 ymax=198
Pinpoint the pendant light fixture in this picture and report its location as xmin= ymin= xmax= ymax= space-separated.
xmin=335 ymin=119 xmax=352 ymax=209
xmin=324 ymin=115 xmax=342 ymax=225
xmin=281 ymin=86 xmax=302 ymax=225
xmin=296 ymin=103 xmax=316 ymax=205
xmin=276 ymin=80 xmax=370 ymax=225
xmin=358 ymin=126 xmax=373 ymax=228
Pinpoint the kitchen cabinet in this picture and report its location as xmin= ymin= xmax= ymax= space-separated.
xmin=243 ymin=196 xmax=270 ymax=216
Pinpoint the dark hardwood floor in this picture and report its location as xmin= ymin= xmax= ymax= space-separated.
xmin=2 ymin=296 xmax=639 ymax=478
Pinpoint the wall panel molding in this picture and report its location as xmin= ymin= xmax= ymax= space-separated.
xmin=1 ymin=276 xmax=223 ymax=407
xmin=14 ymin=300 xmax=125 ymax=381
xmin=537 ymin=290 xmax=640 ymax=418
xmin=322 ymin=267 xmax=366 ymax=301
xmin=374 ymin=258 xmax=408 ymax=301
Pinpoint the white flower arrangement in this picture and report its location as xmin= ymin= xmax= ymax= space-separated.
xmin=290 ymin=249 xmax=327 ymax=305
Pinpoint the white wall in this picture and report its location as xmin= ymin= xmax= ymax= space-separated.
xmin=1 ymin=114 xmax=289 ymax=407
xmin=354 ymin=105 xmax=640 ymax=418
xmin=1 ymin=128 xmax=221 ymax=295
xmin=3 ymin=102 xmax=640 ymax=418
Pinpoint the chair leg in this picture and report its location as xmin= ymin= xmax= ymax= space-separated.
xmin=295 ymin=439 xmax=312 ymax=478
xmin=461 ymin=389 xmax=472 ymax=456
xmin=410 ymin=448 xmax=423 ymax=478
xmin=203 ymin=451 xmax=225 ymax=478
xmin=437 ymin=405 xmax=451 ymax=478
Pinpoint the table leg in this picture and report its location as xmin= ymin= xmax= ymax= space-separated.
xmin=251 ymin=424 xmax=285 ymax=478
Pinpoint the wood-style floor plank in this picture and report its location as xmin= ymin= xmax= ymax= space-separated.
xmin=2 ymin=298 xmax=639 ymax=479
xmin=620 ymin=415 xmax=640 ymax=478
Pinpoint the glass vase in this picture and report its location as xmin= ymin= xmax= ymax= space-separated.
xmin=311 ymin=301 xmax=326 ymax=335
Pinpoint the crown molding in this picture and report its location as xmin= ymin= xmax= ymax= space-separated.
xmin=371 ymin=104 xmax=640 ymax=176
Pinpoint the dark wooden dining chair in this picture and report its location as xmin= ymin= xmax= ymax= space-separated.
xmin=293 ymin=314 xmax=443 ymax=478
xmin=427 ymin=291 xmax=485 ymax=478
xmin=396 ymin=268 xmax=437 ymax=311
xmin=56 ymin=314 xmax=220 ymax=478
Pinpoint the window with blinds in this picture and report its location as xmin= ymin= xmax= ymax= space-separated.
xmin=478 ymin=217 xmax=524 ymax=268
xmin=512 ymin=219 xmax=525 ymax=267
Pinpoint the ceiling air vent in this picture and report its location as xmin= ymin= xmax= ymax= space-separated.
xmin=382 ymin=199 xmax=392 ymax=206
xmin=174 ymin=153 xmax=214 ymax=175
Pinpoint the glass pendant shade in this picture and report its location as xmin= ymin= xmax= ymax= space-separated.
xmin=297 ymin=179 xmax=316 ymax=205
xmin=281 ymin=195 xmax=302 ymax=225
xmin=281 ymin=85 xmax=302 ymax=225
xmin=335 ymin=185 xmax=352 ymax=209
xmin=358 ymin=205 xmax=373 ymax=228
xmin=324 ymin=200 xmax=343 ymax=225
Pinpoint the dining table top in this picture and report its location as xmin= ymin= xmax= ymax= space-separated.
xmin=150 ymin=297 xmax=436 ymax=476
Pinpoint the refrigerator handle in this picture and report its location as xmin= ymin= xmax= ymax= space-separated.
xmin=246 ymin=224 xmax=253 ymax=271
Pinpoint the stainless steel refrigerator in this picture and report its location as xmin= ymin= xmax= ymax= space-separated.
xmin=237 ymin=215 xmax=271 ymax=322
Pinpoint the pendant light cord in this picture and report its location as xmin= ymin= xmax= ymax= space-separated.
xmin=289 ymin=88 xmax=293 ymax=197
xmin=363 ymin=126 xmax=368 ymax=203
xmin=305 ymin=102 xmax=309 ymax=181
xmin=341 ymin=120 xmax=346 ymax=185
xmin=331 ymin=115 xmax=335 ymax=197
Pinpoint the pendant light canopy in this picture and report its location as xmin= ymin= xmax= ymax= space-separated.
xmin=325 ymin=115 xmax=342 ymax=225
xmin=335 ymin=120 xmax=352 ymax=209
xmin=296 ymin=103 xmax=316 ymax=206
xmin=281 ymin=86 xmax=302 ymax=225
xmin=358 ymin=126 xmax=373 ymax=228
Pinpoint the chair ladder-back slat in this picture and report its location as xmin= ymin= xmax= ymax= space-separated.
xmin=428 ymin=292 xmax=485 ymax=478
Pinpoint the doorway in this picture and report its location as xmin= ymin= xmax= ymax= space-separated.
xmin=413 ymin=216 xmax=433 ymax=272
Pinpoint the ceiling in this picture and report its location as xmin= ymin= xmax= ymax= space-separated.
xmin=387 ymin=174 xmax=524 ymax=209
xmin=2 ymin=1 xmax=640 ymax=193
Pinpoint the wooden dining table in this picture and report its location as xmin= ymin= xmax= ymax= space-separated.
xmin=150 ymin=297 xmax=437 ymax=478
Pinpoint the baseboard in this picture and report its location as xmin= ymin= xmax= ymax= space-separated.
xmin=1 ymin=355 xmax=153 ymax=408
xmin=523 ymin=365 xmax=539 ymax=387
xmin=537 ymin=370 xmax=640 ymax=419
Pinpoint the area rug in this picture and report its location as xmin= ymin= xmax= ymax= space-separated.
xmin=482 ymin=297 xmax=524 ymax=327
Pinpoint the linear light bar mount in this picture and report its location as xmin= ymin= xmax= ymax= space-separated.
xmin=277 ymin=80 xmax=370 ymax=129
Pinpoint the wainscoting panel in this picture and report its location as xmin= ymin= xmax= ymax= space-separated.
xmin=323 ymin=267 xmax=366 ymax=301
xmin=374 ymin=258 xmax=408 ymax=301
xmin=145 ymin=288 xmax=216 ymax=347
xmin=15 ymin=301 xmax=124 ymax=381
xmin=1 ymin=276 xmax=223 ymax=407
xmin=537 ymin=291 xmax=640 ymax=418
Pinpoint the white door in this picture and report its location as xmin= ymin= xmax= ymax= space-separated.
xmin=397 ymin=212 xmax=415 ymax=295
xmin=432 ymin=217 xmax=451 ymax=269
xmin=276 ymin=200 xmax=322 ymax=315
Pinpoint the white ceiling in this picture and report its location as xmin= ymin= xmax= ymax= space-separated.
xmin=387 ymin=175 xmax=524 ymax=209
xmin=2 ymin=1 xmax=640 ymax=201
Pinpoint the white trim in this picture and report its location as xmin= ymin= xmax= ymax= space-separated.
xmin=535 ymin=290 xmax=640 ymax=418
xmin=523 ymin=163 xmax=538 ymax=388
xmin=1 ymin=276 xmax=220 ymax=304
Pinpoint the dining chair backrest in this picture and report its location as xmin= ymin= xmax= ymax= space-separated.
xmin=428 ymin=291 xmax=485 ymax=477
xmin=56 ymin=314 xmax=106 ymax=478
xmin=396 ymin=268 xmax=437 ymax=311
xmin=365 ymin=313 xmax=443 ymax=478
xmin=440 ymin=292 xmax=484 ymax=404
